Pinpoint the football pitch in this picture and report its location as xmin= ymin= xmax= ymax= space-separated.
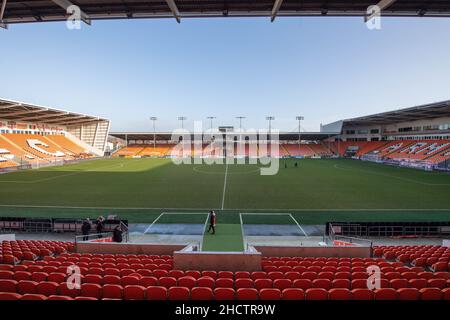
xmin=0 ymin=157 xmax=450 ymax=226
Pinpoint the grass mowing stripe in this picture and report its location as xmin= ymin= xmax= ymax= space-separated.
xmin=202 ymin=224 xmax=244 ymax=252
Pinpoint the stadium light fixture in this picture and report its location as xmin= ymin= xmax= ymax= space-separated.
xmin=150 ymin=117 xmax=158 ymax=148
xmin=266 ymin=116 xmax=275 ymax=134
xmin=270 ymin=0 xmax=284 ymax=22
xmin=296 ymin=116 xmax=304 ymax=149
xmin=207 ymin=116 xmax=216 ymax=130
xmin=51 ymin=0 xmax=91 ymax=25
xmin=178 ymin=116 xmax=187 ymax=129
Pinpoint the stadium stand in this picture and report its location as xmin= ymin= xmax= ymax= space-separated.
xmin=1 ymin=243 xmax=449 ymax=300
xmin=0 ymin=134 xmax=95 ymax=168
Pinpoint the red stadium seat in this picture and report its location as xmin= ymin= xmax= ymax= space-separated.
xmin=420 ymin=288 xmax=443 ymax=300
xmin=37 ymin=281 xmax=59 ymax=296
xmin=443 ymin=288 xmax=450 ymax=300
xmin=59 ymin=282 xmax=80 ymax=298
xmin=202 ymin=271 xmax=217 ymax=279
xmin=191 ymin=287 xmax=214 ymax=300
xmin=293 ymin=279 xmax=312 ymax=290
xmin=305 ymin=288 xmax=328 ymax=300
xmin=428 ymin=278 xmax=447 ymax=289
xmin=47 ymin=273 xmax=65 ymax=283
xmin=332 ymin=279 xmax=350 ymax=289
xmin=168 ymin=287 xmax=190 ymax=300
xmin=0 ymin=292 xmax=21 ymax=300
xmin=397 ymin=288 xmax=420 ymax=300
xmin=255 ymin=278 xmax=273 ymax=290
xmin=17 ymin=280 xmax=38 ymax=294
xmin=214 ymin=288 xmax=235 ymax=300
xmin=102 ymin=284 xmax=123 ymax=299
xmin=312 ymin=278 xmax=331 ymax=290
xmin=146 ymin=286 xmax=167 ymax=300
xmin=328 ymin=288 xmax=352 ymax=300
xmin=178 ymin=276 xmax=197 ymax=289
xmin=273 ymin=279 xmax=292 ymax=290
xmin=47 ymin=295 xmax=73 ymax=300
xmin=351 ymin=289 xmax=373 ymax=300
xmin=13 ymin=271 xmax=31 ymax=281
xmin=236 ymin=288 xmax=258 ymax=300
xmin=84 ymin=274 xmax=103 ymax=285
xmin=75 ymin=297 xmax=98 ymax=300
xmin=139 ymin=276 xmax=158 ymax=287
xmin=80 ymin=283 xmax=102 ymax=299
xmin=185 ymin=271 xmax=201 ymax=279
xmin=158 ymin=277 xmax=177 ymax=289
xmin=259 ymin=288 xmax=281 ymax=300
xmin=235 ymin=278 xmax=254 ymax=289
xmin=197 ymin=276 xmax=215 ymax=289
xmin=282 ymin=288 xmax=304 ymax=300
xmin=20 ymin=293 xmax=47 ymax=300
xmin=215 ymin=278 xmax=234 ymax=288
xmin=169 ymin=270 xmax=185 ymax=279
xmin=374 ymin=288 xmax=397 ymax=300
xmin=390 ymin=279 xmax=409 ymax=290
xmin=0 ymin=279 xmax=17 ymax=293
xmin=31 ymin=272 xmax=48 ymax=282
xmin=124 ymin=285 xmax=146 ymax=300
xmin=235 ymin=271 xmax=250 ymax=279
xmin=251 ymin=272 xmax=267 ymax=280
xmin=409 ymin=279 xmax=428 ymax=289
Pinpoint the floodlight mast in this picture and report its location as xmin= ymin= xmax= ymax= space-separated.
xmin=296 ymin=116 xmax=304 ymax=151
xmin=266 ymin=116 xmax=275 ymax=134
xmin=207 ymin=116 xmax=216 ymax=130
xmin=150 ymin=117 xmax=158 ymax=148
xmin=178 ymin=116 xmax=187 ymax=129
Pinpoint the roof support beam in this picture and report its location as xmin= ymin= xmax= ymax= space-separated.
xmin=51 ymin=0 xmax=91 ymax=25
xmin=164 ymin=0 xmax=181 ymax=23
xmin=365 ymin=0 xmax=397 ymax=21
xmin=0 ymin=0 xmax=7 ymax=29
xmin=44 ymin=115 xmax=89 ymax=123
xmin=0 ymin=103 xmax=22 ymax=110
xmin=17 ymin=112 xmax=66 ymax=121
xmin=271 ymin=0 xmax=284 ymax=22
xmin=0 ymin=109 xmax=45 ymax=117
xmin=375 ymin=0 xmax=397 ymax=11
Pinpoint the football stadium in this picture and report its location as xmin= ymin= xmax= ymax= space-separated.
xmin=1 ymin=0 xmax=450 ymax=315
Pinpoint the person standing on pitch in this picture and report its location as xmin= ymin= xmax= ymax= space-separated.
xmin=208 ymin=210 xmax=216 ymax=235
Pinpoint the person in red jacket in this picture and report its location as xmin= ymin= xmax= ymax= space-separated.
xmin=208 ymin=210 xmax=216 ymax=235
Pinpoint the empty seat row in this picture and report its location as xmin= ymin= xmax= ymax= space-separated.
xmin=1 ymin=286 xmax=449 ymax=300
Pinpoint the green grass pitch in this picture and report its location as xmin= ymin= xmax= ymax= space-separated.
xmin=0 ymin=157 xmax=449 ymax=224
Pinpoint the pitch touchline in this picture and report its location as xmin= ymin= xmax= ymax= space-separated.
xmin=221 ymin=163 xmax=229 ymax=210
xmin=0 ymin=204 xmax=449 ymax=211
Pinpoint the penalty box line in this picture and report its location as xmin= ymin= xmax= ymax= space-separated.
xmin=144 ymin=211 xmax=210 ymax=234
xmin=240 ymin=212 xmax=308 ymax=238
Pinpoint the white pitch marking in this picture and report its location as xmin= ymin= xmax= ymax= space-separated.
xmin=221 ymin=163 xmax=229 ymax=210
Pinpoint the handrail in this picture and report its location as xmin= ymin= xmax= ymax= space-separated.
xmin=120 ymin=221 xmax=129 ymax=243
xmin=75 ymin=232 xmax=113 ymax=243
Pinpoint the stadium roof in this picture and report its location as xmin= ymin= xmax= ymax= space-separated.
xmin=2 ymin=0 xmax=450 ymax=27
xmin=109 ymin=131 xmax=339 ymax=141
xmin=0 ymin=98 xmax=109 ymax=125
xmin=341 ymin=100 xmax=450 ymax=126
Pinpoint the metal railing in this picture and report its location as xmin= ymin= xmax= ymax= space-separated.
xmin=75 ymin=232 xmax=113 ymax=243
xmin=326 ymin=223 xmax=373 ymax=247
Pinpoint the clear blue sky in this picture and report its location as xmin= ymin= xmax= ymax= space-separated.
xmin=1 ymin=17 xmax=450 ymax=132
